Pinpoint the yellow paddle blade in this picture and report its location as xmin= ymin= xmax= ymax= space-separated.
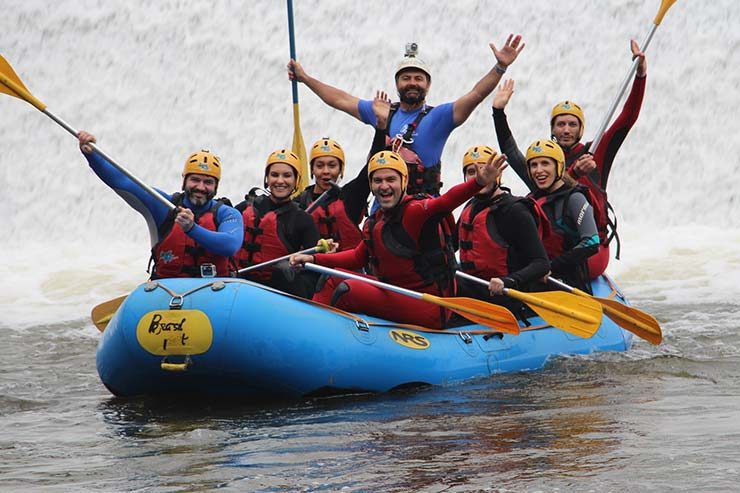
xmin=597 ymin=297 xmax=663 ymax=345
xmin=0 ymin=55 xmax=46 ymax=110
xmin=422 ymin=294 xmax=520 ymax=335
xmin=90 ymin=295 xmax=127 ymax=332
xmin=507 ymin=289 xmax=602 ymax=339
xmin=291 ymin=103 xmax=309 ymax=198
xmin=654 ymin=0 xmax=679 ymax=25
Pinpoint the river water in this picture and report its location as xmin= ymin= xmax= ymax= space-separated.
xmin=2 ymin=1 xmax=740 ymax=491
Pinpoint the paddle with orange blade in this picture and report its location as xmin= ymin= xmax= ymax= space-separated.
xmin=303 ymin=263 xmax=520 ymax=334
xmin=548 ymin=277 xmax=662 ymax=345
xmin=455 ymin=271 xmax=602 ymax=339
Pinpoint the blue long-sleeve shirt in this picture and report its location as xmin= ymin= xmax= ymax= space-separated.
xmin=84 ymin=151 xmax=243 ymax=256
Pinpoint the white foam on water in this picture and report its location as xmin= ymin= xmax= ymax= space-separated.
xmin=2 ymin=0 xmax=739 ymax=327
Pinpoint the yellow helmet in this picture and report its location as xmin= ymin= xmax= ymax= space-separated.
xmin=462 ymin=145 xmax=501 ymax=185
xmin=309 ymin=138 xmax=345 ymax=178
xmin=182 ymin=150 xmax=221 ymax=181
xmin=525 ymin=139 xmax=565 ymax=181
xmin=395 ymin=42 xmax=431 ymax=81
xmin=368 ymin=151 xmax=408 ymax=191
xmin=550 ymin=100 xmax=585 ymax=139
xmin=462 ymin=145 xmax=497 ymax=170
xmin=265 ymin=149 xmax=301 ymax=181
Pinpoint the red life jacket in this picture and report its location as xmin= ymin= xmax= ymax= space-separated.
xmin=385 ymin=103 xmax=442 ymax=196
xmin=363 ymin=195 xmax=456 ymax=294
xmin=564 ymin=143 xmax=620 ymax=257
xmin=530 ymin=184 xmax=597 ymax=259
xmin=150 ymin=194 xmax=232 ymax=279
xmin=458 ymin=193 xmax=548 ymax=280
xmin=235 ymin=196 xmax=296 ymax=281
xmin=296 ymin=187 xmax=363 ymax=251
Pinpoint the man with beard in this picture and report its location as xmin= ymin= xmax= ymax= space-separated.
xmin=78 ymin=131 xmax=243 ymax=279
xmin=287 ymin=34 xmax=524 ymax=195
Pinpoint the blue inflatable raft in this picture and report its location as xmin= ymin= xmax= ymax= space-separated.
xmin=96 ymin=276 xmax=633 ymax=399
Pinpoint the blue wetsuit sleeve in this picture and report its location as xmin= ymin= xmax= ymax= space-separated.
xmin=187 ymin=205 xmax=244 ymax=257
xmin=358 ymin=99 xmax=376 ymax=126
xmin=84 ymin=150 xmax=172 ymax=226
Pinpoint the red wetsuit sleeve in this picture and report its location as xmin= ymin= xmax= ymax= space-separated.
xmin=401 ymin=179 xmax=482 ymax=237
xmin=591 ymin=74 xmax=646 ymax=189
xmin=314 ymin=241 xmax=368 ymax=271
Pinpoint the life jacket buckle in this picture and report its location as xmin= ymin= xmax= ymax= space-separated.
xmin=200 ymin=263 xmax=216 ymax=278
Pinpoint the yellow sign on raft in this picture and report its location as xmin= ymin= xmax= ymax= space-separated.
xmin=136 ymin=310 xmax=213 ymax=356
xmin=389 ymin=329 xmax=430 ymax=350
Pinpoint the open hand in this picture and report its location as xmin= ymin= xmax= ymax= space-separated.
xmin=490 ymin=34 xmax=525 ymax=68
xmin=476 ymin=152 xmax=508 ymax=187
xmin=492 ymin=79 xmax=515 ymax=109
xmin=372 ymin=90 xmax=391 ymax=130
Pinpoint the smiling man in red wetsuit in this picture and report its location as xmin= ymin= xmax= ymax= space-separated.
xmin=290 ymin=150 xmax=505 ymax=329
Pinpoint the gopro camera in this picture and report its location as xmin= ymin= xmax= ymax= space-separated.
xmin=200 ymin=263 xmax=216 ymax=278
xmin=405 ymin=42 xmax=418 ymax=57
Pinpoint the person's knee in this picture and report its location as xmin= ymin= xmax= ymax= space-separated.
xmin=330 ymin=281 xmax=350 ymax=306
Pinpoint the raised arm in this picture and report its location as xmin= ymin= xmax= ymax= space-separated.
xmin=288 ymin=59 xmax=362 ymax=120
xmin=452 ymin=34 xmax=525 ymax=126
xmin=490 ymin=80 xmax=531 ymax=190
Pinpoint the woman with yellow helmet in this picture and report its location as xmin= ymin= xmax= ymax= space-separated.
xmin=294 ymin=137 xmax=366 ymax=252
xmin=455 ymin=145 xmax=550 ymax=315
xmin=295 ymin=91 xmax=393 ymax=252
xmin=491 ymin=41 xmax=647 ymax=279
xmin=233 ymin=149 xmax=320 ymax=298
xmin=524 ymin=139 xmax=600 ymax=293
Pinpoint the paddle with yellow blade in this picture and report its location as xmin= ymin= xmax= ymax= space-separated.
xmin=0 ymin=55 xmax=176 ymax=212
xmin=287 ymin=0 xmax=309 ymax=198
xmin=90 ymin=239 xmax=334 ymax=332
xmin=91 ymin=295 xmax=128 ymax=332
xmin=547 ymin=277 xmax=662 ymax=345
xmin=589 ymin=0 xmax=679 ymax=154
xmin=302 ymin=263 xmax=521 ymax=334
xmin=455 ymin=271 xmax=602 ymax=339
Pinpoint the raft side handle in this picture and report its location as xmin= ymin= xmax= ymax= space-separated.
xmin=459 ymin=332 xmax=473 ymax=344
xmin=355 ymin=319 xmax=370 ymax=332
xmin=483 ymin=332 xmax=504 ymax=341
xmin=161 ymin=355 xmax=192 ymax=372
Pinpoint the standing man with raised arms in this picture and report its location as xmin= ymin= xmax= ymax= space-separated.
xmin=288 ymin=34 xmax=524 ymax=195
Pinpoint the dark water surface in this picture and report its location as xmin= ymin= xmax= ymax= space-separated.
xmin=2 ymin=299 xmax=739 ymax=492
